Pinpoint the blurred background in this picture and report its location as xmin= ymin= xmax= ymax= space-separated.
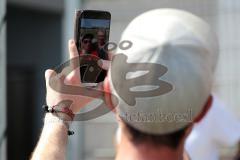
xmin=0 ymin=0 xmax=240 ymax=159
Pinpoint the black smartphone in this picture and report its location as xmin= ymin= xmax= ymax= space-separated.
xmin=74 ymin=10 xmax=111 ymax=85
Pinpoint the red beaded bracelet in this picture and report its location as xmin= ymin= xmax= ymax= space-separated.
xmin=42 ymin=104 xmax=75 ymax=135
xmin=43 ymin=104 xmax=75 ymax=120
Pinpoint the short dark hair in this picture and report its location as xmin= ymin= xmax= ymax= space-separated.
xmin=81 ymin=33 xmax=94 ymax=41
xmin=97 ymin=28 xmax=106 ymax=35
xmin=122 ymin=121 xmax=188 ymax=149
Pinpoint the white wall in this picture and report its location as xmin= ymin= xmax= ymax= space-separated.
xmin=213 ymin=0 xmax=240 ymax=117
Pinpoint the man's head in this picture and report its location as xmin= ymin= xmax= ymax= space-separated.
xmin=81 ymin=33 xmax=94 ymax=52
xmin=103 ymin=8 xmax=218 ymax=153
xmin=97 ymin=29 xmax=106 ymax=46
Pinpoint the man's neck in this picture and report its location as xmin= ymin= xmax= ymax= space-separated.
xmin=115 ymin=132 xmax=186 ymax=160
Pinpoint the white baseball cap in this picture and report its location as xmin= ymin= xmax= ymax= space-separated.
xmin=109 ymin=9 xmax=219 ymax=134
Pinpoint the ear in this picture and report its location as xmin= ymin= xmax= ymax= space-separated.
xmin=193 ymin=95 xmax=213 ymax=123
xmin=183 ymin=124 xmax=194 ymax=140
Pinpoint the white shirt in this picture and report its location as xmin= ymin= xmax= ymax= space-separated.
xmin=185 ymin=96 xmax=240 ymax=160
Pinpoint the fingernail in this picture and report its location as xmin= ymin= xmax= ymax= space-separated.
xmin=69 ymin=39 xmax=74 ymax=44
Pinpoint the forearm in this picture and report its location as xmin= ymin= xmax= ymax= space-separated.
xmin=33 ymin=39 xmax=93 ymax=160
xmin=31 ymin=113 xmax=70 ymax=160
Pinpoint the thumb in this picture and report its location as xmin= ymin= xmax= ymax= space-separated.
xmin=45 ymin=69 xmax=57 ymax=88
xmin=68 ymin=39 xmax=79 ymax=59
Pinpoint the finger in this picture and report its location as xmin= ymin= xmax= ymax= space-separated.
xmin=107 ymin=52 xmax=114 ymax=61
xmin=96 ymin=82 xmax=104 ymax=90
xmin=97 ymin=59 xmax=111 ymax=70
xmin=68 ymin=39 xmax=79 ymax=59
xmin=65 ymin=69 xmax=81 ymax=85
xmin=45 ymin=69 xmax=57 ymax=87
xmin=65 ymin=39 xmax=81 ymax=84
xmin=68 ymin=39 xmax=79 ymax=71
xmin=68 ymin=39 xmax=80 ymax=72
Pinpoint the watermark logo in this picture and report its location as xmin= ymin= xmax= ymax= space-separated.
xmin=111 ymin=54 xmax=173 ymax=106
xmin=49 ymin=40 xmax=173 ymax=121
xmin=119 ymin=108 xmax=193 ymax=123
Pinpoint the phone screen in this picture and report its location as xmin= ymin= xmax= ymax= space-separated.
xmin=79 ymin=18 xmax=110 ymax=57
xmin=76 ymin=11 xmax=111 ymax=83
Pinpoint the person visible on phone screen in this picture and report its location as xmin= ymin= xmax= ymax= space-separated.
xmin=95 ymin=29 xmax=109 ymax=60
xmin=79 ymin=33 xmax=98 ymax=56
xmin=95 ymin=29 xmax=108 ymax=82
xmin=79 ymin=33 xmax=107 ymax=83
